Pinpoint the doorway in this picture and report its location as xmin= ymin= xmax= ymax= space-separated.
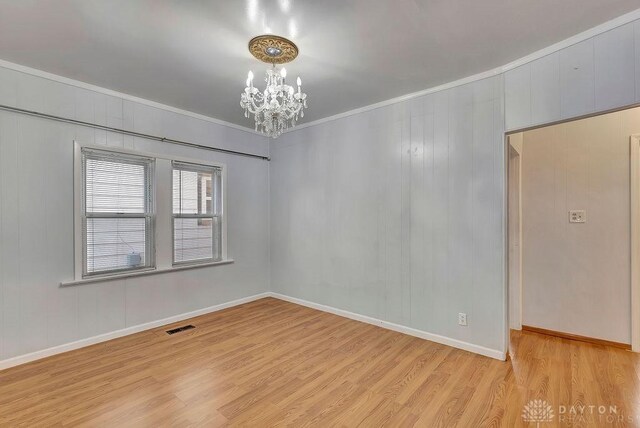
xmin=507 ymin=106 xmax=640 ymax=351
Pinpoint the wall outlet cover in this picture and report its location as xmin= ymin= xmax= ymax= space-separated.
xmin=458 ymin=312 xmax=468 ymax=326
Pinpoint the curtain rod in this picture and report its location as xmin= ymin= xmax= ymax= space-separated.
xmin=0 ymin=104 xmax=270 ymax=161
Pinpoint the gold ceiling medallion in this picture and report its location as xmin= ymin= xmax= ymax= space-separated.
xmin=248 ymin=35 xmax=298 ymax=64
xmin=241 ymin=34 xmax=307 ymax=138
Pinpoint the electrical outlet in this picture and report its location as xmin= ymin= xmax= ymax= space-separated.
xmin=458 ymin=312 xmax=467 ymax=326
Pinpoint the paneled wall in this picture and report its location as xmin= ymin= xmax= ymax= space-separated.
xmin=270 ymin=76 xmax=506 ymax=354
xmin=272 ymin=15 xmax=640 ymax=357
xmin=505 ymin=21 xmax=640 ymax=131
xmin=0 ymin=66 xmax=270 ymax=361
xmin=2 ymin=13 xmax=640 ymax=363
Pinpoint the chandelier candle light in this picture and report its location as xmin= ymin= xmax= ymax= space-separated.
xmin=240 ymin=35 xmax=308 ymax=138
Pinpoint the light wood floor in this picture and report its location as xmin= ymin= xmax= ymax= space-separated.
xmin=0 ymin=297 xmax=639 ymax=427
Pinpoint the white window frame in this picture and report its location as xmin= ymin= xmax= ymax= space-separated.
xmin=171 ymin=161 xmax=223 ymax=266
xmin=80 ymin=147 xmax=156 ymax=278
xmin=73 ymin=141 xmax=229 ymax=284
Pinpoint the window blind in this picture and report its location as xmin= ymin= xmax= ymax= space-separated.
xmin=82 ymin=149 xmax=154 ymax=276
xmin=172 ymin=162 xmax=222 ymax=264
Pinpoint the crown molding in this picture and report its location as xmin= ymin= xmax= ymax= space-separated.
xmin=284 ymin=68 xmax=503 ymax=133
xmin=500 ymin=7 xmax=640 ymax=72
xmin=285 ymin=8 xmax=640 ymax=134
xmin=0 ymin=58 xmax=262 ymax=136
xmin=2 ymin=7 xmax=639 ymax=138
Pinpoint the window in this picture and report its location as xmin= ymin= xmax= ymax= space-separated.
xmin=72 ymin=143 xmax=228 ymax=284
xmin=82 ymin=148 xmax=155 ymax=276
xmin=172 ymin=161 xmax=222 ymax=264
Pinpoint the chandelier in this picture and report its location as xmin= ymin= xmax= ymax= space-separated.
xmin=240 ymin=35 xmax=308 ymax=138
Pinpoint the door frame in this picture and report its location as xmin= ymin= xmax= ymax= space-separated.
xmin=629 ymin=134 xmax=640 ymax=352
xmin=507 ymin=136 xmax=522 ymax=331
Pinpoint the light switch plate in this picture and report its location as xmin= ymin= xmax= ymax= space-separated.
xmin=569 ymin=210 xmax=586 ymax=223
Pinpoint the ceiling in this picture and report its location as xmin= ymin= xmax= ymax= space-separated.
xmin=0 ymin=1 xmax=637 ymax=129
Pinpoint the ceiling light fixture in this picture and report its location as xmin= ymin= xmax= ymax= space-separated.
xmin=241 ymin=35 xmax=308 ymax=138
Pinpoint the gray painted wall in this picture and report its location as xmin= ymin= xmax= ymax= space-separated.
xmin=0 ymin=67 xmax=270 ymax=361
xmin=271 ymin=16 xmax=640 ymax=356
xmin=504 ymin=21 xmax=640 ymax=131
xmin=1 ymin=14 xmax=640 ymax=363
xmin=270 ymin=76 xmax=506 ymax=353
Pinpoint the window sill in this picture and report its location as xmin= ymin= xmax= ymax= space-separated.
xmin=60 ymin=259 xmax=234 ymax=287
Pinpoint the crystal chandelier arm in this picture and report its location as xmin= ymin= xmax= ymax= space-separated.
xmin=243 ymin=90 xmax=269 ymax=114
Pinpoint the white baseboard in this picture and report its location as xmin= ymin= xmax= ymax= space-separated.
xmin=0 ymin=290 xmax=506 ymax=370
xmin=269 ymin=292 xmax=507 ymax=361
xmin=0 ymin=292 xmax=271 ymax=370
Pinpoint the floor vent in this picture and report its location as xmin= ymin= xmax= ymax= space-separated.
xmin=166 ymin=325 xmax=195 ymax=335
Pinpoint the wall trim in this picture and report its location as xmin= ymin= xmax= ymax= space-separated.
xmin=522 ymin=325 xmax=631 ymax=350
xmin=0 ymin=59 xmax=263 ymax=136
xmin=283 ymin=8 xmax=640 ymax=134
xmin=501 ymin=8 xmax=640 ymax=72
xmin=0 ymin=292 xmax=271 ymax=371
xmin=269 ymin=293 xmax=507 ymax=361
xmin=1 ymin=9 xmax=639 ymax=140
xmin=0 ymin=290 xmax=507 ymax=370
xmin=630 ymin=134 xmax=640 ymax=352
xmin=282 ymin=68 xmax=503 ymax=134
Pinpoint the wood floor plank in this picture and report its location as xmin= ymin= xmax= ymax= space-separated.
xmin=0 ymin=298 xmax=639 ymax=427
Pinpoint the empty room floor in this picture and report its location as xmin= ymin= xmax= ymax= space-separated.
xmin=0 ymin=297 xmax=638 ymax=426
